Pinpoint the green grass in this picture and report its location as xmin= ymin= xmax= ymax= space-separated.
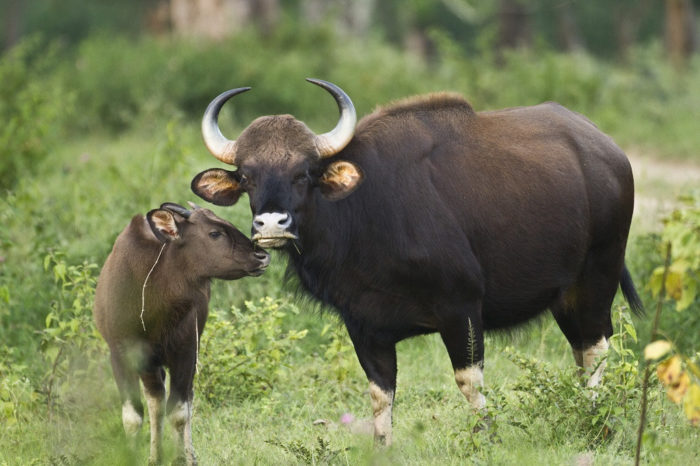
xmin=2 ymin=317 xmax=699 ymax=465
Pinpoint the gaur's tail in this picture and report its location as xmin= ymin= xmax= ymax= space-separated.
xmin=620 ymin=264 xmax=645 ymax=316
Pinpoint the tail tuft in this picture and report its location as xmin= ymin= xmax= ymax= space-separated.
xmin=621 ymin=265 xmax=645 ymax=316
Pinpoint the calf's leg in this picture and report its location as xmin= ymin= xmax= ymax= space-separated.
xmin=109 ymin=349 xmax=144 ymax=436
xmin=166 ymin=322 xmax=199 ymax=465
xmin=141 ymin=365 xmax=166 ymax=465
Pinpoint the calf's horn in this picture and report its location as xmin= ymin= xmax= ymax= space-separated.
xmin=201 ymin=87 xmax=251 ymax=165
xmin=160 ymin=203 xmax=192 ymax=219
xmin=307 ymin=78 xmax=357 ymax=158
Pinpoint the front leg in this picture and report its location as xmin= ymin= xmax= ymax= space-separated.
xmin=140 ymin=365 xmax=166 ymax=465
xmin=166 ymin=314 xmax=199 ymax=465
xmin=345 ymin=321 xmax=398 ymax=446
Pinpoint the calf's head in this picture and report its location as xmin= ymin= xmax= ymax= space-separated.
xmin=146 ymin=202 xmax=270 ymax=279
xmin=191 ymin=79 xmax=362 ymax=249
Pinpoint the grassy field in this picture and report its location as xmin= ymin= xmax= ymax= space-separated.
xmin=1 ymin=33 xmax=699 ymax=464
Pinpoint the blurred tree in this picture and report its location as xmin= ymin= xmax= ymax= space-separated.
xmin=167 ymin=0 xmax=279 ymax=39
xmin=665 ymin=0 xmax=697 ymax=67
xmin=169 ymin=0 xmax=247 ymax=39
xmin=2 ymin=0 xmax=23 ymax=50
xmin=555 ymin=1 xmax=583 ymax=51
xmin=497 ymin=0 xmax=532 ymax=50
xmin=0 ymin=0 xmax=156 ymax=46
xmin=301 ymin=0 xmax=374 ymax=37
xmin=614 ymin=0 xmax=654 ymax=61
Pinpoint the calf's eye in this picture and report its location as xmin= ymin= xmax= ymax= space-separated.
xmin=209 ymin=231 xmax=223 ymax=239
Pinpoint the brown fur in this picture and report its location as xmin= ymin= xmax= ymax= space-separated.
xmin=191 ymin=84 xmax=643 ymax=445
xmin=93 ymin=205 xmax=268 ymax=464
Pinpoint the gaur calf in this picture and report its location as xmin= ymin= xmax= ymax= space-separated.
xmin=93 ymin=202 xmax=269 ymax=464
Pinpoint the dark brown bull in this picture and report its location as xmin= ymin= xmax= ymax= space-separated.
xmin=191 ymin=80 xmax=643 ymax=444
xmin=93 ymin=202 xmax=269 ymax=464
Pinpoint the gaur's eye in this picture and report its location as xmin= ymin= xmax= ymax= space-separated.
xmin=209 ymin=231 xmax=223 ymax=239
xmin=293 ymin=173 xmax=309 ymax=186
xmin=238 ymin=174 xmax=249 ymax=186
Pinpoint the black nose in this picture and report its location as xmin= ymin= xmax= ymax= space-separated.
xmin=254 ymin=250 xmax=271 ymax=267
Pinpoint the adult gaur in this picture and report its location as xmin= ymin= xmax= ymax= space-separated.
xmin=191 ymin=79 xmax=643 ymax=444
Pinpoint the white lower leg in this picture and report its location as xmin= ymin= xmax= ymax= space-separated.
xmin=582 ymin=337 xmax=609 ymax=387
xmin=145 ymin=391 xmax=165 ymax=464
xmin=121 ymin=400 xmax=143 ymax=435
xmin=369 ymin=382 xmax=394 ymax=446
xmin=170 ymin=400 xmax=196 ymax=465
xmin=455 ymin=364 xmax=486 ymax=409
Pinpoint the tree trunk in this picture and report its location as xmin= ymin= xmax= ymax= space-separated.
xmin=301 ymin=0 xmax=374 ymax=37
xmin=169 ymin=0 xmax=251 ymax=39
xmin=665 ymin=0 xmax=697 ymax=67
xmin=250 ymin=0 xmax=280 ymax=37
xmin=497 ymin=0 xmax=532 ymax=50
xmin=3 ymin=0 xmax=23 ymax=51
xmin=556 ymin=2 xmax=584 ymax=52
xmin=145 ymin=0 xmax=172 ymax=36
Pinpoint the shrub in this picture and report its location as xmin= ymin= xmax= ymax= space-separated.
xmin=506 ymin=306 xmax=657 ymax=450
xmin=197 ymin=297 xmax=308 ymax=405
xmin=649 ymin=192 xmax=700 ymax=311
xmin=0 ymin=346 xmax=40 ymax=428
xmin=40 ymin=251 xmax=104 ymax=415
xmin=0 ymin=37 xmax=74 ymax=189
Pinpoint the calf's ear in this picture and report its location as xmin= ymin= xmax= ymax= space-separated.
xmin=319 ymin=160 xmax=363 ymax=201
xmin=147 ymin=209 xmax=181 ymax=242
xmin=191 ymin=168 xmax=244 ymax=206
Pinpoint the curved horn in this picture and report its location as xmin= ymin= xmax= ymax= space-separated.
xmin=201 ymin=87 xmax=251 ymax=165
xmin=306 ymin=78 xmax=357 ymax=158
xmin=160 ymin=202 xmax=192 ymax=219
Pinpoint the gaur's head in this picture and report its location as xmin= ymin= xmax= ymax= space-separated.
xmin=146 ymin=202 xmax=270 ymax=279
xmin=191 ymin=79 xmax=362 ymax=249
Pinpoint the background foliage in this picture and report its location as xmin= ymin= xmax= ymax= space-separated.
xmin=0 ymin=2 xmax=699 ymax=464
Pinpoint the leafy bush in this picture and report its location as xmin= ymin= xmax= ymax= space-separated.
xmin=506 ymin=306 xmax=657 ymax=450
xmin=0 ymin=346 xmax=40 ymax=428
xmin=265 ymin=437 xmax=348 ymax=465
xmin=317 ymin=322 xmax=357 ymax=383
xmin=0 ymin=37 xmax=74 ymax=189
xmin=40 ymin=251 xmax=104 ymax=415
xmin=649 ymin=192 xmax=700 ymax=311
xmin=197 ymin=297 xmax=308 ymax=405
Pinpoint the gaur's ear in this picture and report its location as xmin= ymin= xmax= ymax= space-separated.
xmin=147 ymin=209 xmax=181 ymax=242
xmin=319 ymin=160 xmax=363 ymax=201
xmin=191 ymin=168 xmax=244 ymax=206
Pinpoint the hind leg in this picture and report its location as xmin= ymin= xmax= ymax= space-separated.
xmin=109 ymin=347 xmax=144 ymax=436
xmin=552 ymin=251 xmax=623 ymax=387
xmin=551 ymin=303 xmax=610 ymax=387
